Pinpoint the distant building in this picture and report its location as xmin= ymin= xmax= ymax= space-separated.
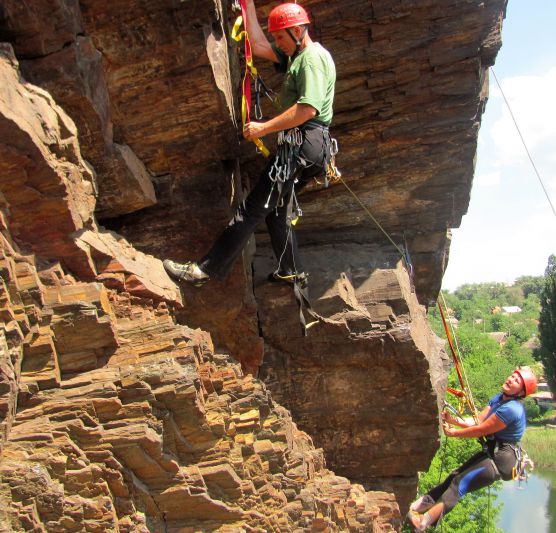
xmin=530 ymin=383 xmax=555 ymax=411
xmin=502 ymin=306 xmax=522 ymax=315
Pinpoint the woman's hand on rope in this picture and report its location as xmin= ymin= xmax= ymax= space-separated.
xmin=443 ymin=423 xmax=459 ymax=437
xmin=441 ymin=410 xmax=459 ymax=426
xmin=444 ymin=412 xmax=507 ymax=439
xmin=441 ymin=410 xmax=471 ymax=428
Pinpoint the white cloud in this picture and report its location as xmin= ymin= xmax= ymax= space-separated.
xmin=488 ymin=67 xmax=556 ymax=166
xmin=474 ymin=171 xmax=501 ymax=187
xmin=442 ymin=206 xmax=555 ymax=291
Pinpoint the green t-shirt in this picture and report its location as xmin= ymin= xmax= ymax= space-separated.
xmin=272 ymin=42 xmax=336 ymax=125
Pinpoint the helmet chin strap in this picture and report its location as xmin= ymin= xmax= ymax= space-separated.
xmin=286 ymin=26 xmax=308 ymax=55
xmin=502 ymin=386 xmax=525 ymax=400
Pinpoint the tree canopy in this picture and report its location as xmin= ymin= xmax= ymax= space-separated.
xmin=537 ymin=255 xmax=556 ymax=392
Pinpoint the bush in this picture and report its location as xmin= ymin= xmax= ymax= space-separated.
xmin=523 ymin=397 xmax=540 ymax=420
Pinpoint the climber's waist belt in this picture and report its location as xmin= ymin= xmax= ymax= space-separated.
xmin=301 ymin=119 xmax=329 ymax=131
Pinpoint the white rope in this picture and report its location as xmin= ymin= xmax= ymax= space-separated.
xmin=491 ymin=67 xmax=556 ymax=218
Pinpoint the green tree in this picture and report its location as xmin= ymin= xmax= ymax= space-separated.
xmin=537 ymin=254 xmax=556 ymax=392
xmin=515 ymin=275 xmax=545 ymax=299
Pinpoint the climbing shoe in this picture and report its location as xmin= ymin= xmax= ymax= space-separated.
xmin=163 ymin=259 xmax=209 ymax=286
xmin=410 ymin=495 xmax=435 ymax=513
xmin=267 ymin=270 xmax=308 ymax=285
xmin=406 ymin=511 xmax=432 ymax=532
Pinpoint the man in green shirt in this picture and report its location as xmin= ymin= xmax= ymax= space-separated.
xmin=164 ymin=2 xmax=336 ymax=291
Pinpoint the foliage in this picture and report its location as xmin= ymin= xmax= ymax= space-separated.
xmin=532 ymin=407 xmax=555 ymax=422
xmin=433 ymin=279 xmax=542 ymax=358
xmin=515 ymin=275 xmax=545 ymax=299
xmin=441 ymin=324 xmax=535 ymax=407
xmin=537 ymin=254 xmax=556 ymax=392
xmin=522 ymin=428 xmax=556 ymax=469
xmin=523 ymin=397 xmax=540 ymax=420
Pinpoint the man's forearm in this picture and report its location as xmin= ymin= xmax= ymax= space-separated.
xmin=448 ymin=424 xmax=488 ymax=438
xmin=259 ymin=104 xmax=316 ymax=136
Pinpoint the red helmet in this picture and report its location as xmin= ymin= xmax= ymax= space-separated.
xmin=515 ymin=366 xmax=537 ymax=397
xmin=268 ymin=3 xmax=310 ymax=33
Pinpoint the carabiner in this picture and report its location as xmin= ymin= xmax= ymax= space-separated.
xmin=254 ymin=78 xmax=263 ymax=120
xmin=330 ymin=137 xmax=339 ymax=156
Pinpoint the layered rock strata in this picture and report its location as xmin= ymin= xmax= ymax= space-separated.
xmin=0 ymin=236 xmax=400 ymax=532
xmin=0 ymin=37 xmax=401 ymax=531
xmin=255 ymin=243 xmax=448 ymax=512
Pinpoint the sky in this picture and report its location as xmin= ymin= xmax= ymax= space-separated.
xmin=441 ymin=1 xmax=556 ymax=291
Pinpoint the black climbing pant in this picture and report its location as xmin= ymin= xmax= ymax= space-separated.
xmin=198 ymin=121 xmax=331 ymax=280
xmin=426 ymin=441 xmax=518 ymax=520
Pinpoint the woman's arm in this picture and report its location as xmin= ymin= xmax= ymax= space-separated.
xmin=442 ymin=404 xmax=491 ymax=427
xmin=444 ymin=411 xmax=506 ymax=438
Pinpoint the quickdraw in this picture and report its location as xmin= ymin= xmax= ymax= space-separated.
xmin=512 ymin=447 xmax=534 ymax=486
xmin=265 ymin=127 xmax=304 ymax=213
xmin=325 ymin=137 xmax=341 ymax=187
xmin=445 ymin=387 xmax=467 ymax=416
xmin=231 ymin=0 xmax=272 ymax=157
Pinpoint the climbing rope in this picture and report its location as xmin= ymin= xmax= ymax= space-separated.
xmin=434 ymin=292 xmax=499 ymax=533
xmin=491 ymin=68 xmax=556 ymax=218
xmin=336 ymin=175 xmax=415 ymax=282
xmin=437 ymin=292 xmax=480 ymax=422
xmin=231 ymin=0 xmax=271 ymax=157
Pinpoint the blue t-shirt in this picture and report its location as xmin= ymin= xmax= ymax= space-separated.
xmin=486 ymin=392 xmax=526 ymax=442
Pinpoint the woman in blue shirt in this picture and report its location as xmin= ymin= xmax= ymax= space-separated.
xmin=408 ymin=366 xmax=538 ymax=531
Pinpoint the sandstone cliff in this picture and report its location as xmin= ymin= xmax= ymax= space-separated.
xmin=0 ymin=0 xmax=506 ymax=530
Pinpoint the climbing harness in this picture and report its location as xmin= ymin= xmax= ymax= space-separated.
xmin=269 ymin=123 xmax=333 ymax=336
xmin=231 ymin=0 xmax=272 ymax=156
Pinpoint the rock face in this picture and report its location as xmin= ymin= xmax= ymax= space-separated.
xmin=0 ymin=239 xmax=400 ymax=532
xmin=0 ymin=44 xmax=398 ymax=531
xmin=0 ymin=0 xmax=507 ymax=529
xmin=255 ymin=244 xmax=448 ymax=511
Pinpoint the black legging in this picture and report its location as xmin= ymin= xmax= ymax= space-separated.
xmin=426 ymin=442 xmax=517 ymax=520
xmin=199 ymin=122 xmax=331 ymax=279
